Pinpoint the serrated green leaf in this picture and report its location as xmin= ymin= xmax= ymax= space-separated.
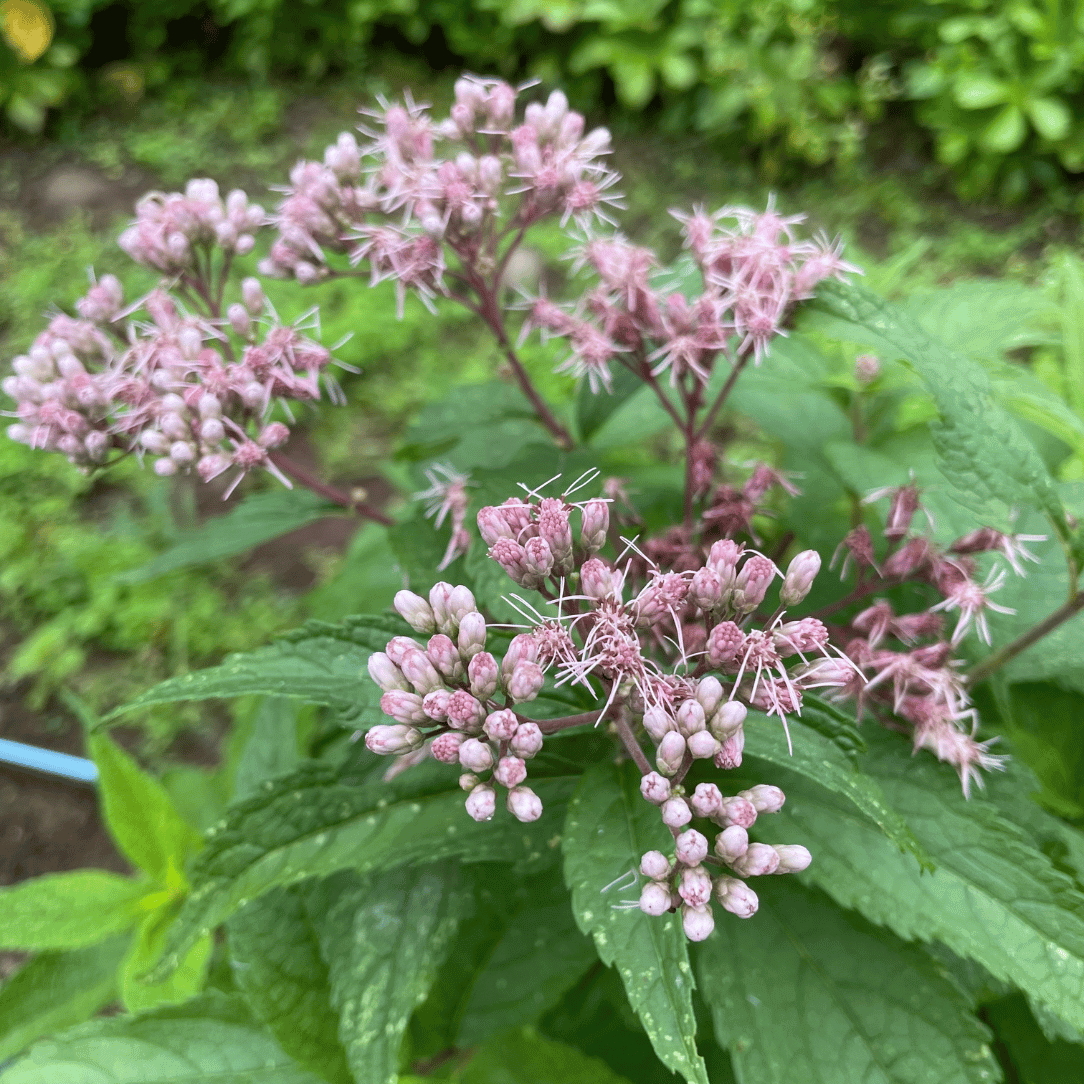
xmin=120 ymin=909 xmax=211 ymax=1014
xmin=0 ymin=936 xmax=128 ymax=1060
xmin=776 ymin=730 xmax=1084 ymax=1035
xmin=792 ymin=693 xmax=867 ymax=760
xmin=699 ymin=880 xmax=1001 ymax=1084
xmin=0 ymin=871 xmax=145 ymax=951
xmin=233 ymin=699 xmax=302 ymax=801
xmin=89 ymin=733 xmax=202 ymax=884
xmin=563 ymin=760 xmax=708 ymax=1084
xmin=151 ymin=761 xmax=575 ymax=983
xmin=1 ymin=991 xmax=327 ymax=1083
xmin=227 ymin=887 xmax=353 ymax=1084
xmin=112 ymin=614 xmax=410 ymax=720
xmin=307 ymin=864 xmax=469 ymax=1084
xmin=118 ymin=489 xmax=340 ymax=584
xmin=458 ymin=1028 xmax=637 ymax=1084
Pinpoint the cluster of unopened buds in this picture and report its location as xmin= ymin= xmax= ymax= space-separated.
xmin=3 ymin=180 xmax=343 ymax=494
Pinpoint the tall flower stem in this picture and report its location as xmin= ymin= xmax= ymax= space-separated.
xmin=268 ymin=451 xmax=394 ymax=526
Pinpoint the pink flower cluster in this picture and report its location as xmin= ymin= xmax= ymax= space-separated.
xmin=4 ymin=182 xmax=341 ymax=494
xmin=833 ymin=483 xmax=1044 ymax=794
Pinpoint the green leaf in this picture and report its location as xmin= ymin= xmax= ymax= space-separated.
xmin=953 ymin=72 xmax=1009 ymax=109
xmin=307 ymin=864 xmax=470 ymax=1084
xmin=1026 ymin=96 xmax=1072 ymax=142
xmin=579 ymin=362 xmax=643 ymax=442
xmin=113 ymin=614 xmax=410 ymax=720
xmin=1058 ymin=255 xmax=1084 ymax=416
xmin=457 ymin=1028 xmax=637 ymax=1084
xmin=457 ymin=872 xmax=596 ymax=1046
xmin=120 ymin=909 xmax=212 ymax=1013
xmin=981 ymin=105 xmax=1027 ymax=152
xmin=779 ymin=730 xmax=1084 ymax=1035
xmin=0 ymin=936 xmax=128 ymax=1060
xmin=985 ymin=993 xmax=1084 ymax=1084
xmin=118 ymin=489 xmax=341 ymax=584
xmin=563 ymin=760 xmax=708 ymax=1084
xmin=0 ymin=871 xmax=145 ymax=951
xmin=789 ymin=693 xmax=866 ymax=760
xmin=227 ymin=887 xmax=352 ymax=1084
xmin=2 ymin=991 xmax=328 ymax=1083
xmin=233 ymin=698 xmax=302 ymax=801
xmin=700 ymin=880 xmax=1000 ymax=1083
xmin=151 ymin=761 xmax=575 ymax=982
xmin=89 ymin=733 xmax=202 ymax=884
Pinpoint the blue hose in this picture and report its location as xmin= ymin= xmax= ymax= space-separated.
xmin=0 ymin=738 xmax=99 ymax=784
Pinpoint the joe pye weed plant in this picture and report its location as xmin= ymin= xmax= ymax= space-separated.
xmin=5 ymin=74 xmax=1084 ymax=1084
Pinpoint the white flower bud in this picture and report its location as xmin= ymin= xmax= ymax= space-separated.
xmin=639 ymin=881 xmax=671 ymax=917
xmin=661 ymin=796 xmax=692 ymax=829
xmin=458 ymin=737 xmax=495 ymax=773
xmin=510 ymin=721 xmax=543 ymax=758
xmin=687 ymin=730 xmax=721 ymax=760
xmin=643 ymin=705 xmax=674 ymax=742
xmin=640 ymin=771 xmax=671 ymax=805
xmin=365 ymin=724 xmax=423 ymax=755
xmin=681 ymin=904 xmax=715 ymax=942
xmin=639 ymin=850 xmax=672 ymax=880
xmin=395 ymin=590 xmax=437 ymax=633
xmin=425 ymin=635 xmax=463 ymax=683
xmin=506 ymin=785 xmax=543 ymax=822
xmin=780 ymin=549 xmax=822 ymax=607
xmin=507 ymin=660 xmax=544 ymax=703
xmin=678 ymin=865 xmax=712 ymax=907
xmin=431 ymin=732 xmax=465 ymax=764
xmin=656 ymin=731 xmax=686 ymax=776
xmin=675 ymin=829 xmax=708 ymax=867
xmin=731 ymin=842 xmax=781 ymax=877
xmin=580 ymin=499 xmax=609 ymax=552
xmin=773 ymin=844 xmax=812 ymax=874
xmin=494 ymin=756 xmax=527 ymax=789
xmin=714 ymin=825 xmax=749 ymax=863
xmin=710 ymin=700 xmax=747 ymax=740
xmin=367 ymin=651 xmax=409 ymax=692
xmin=379 ymin=689 xmax=427 ymax=724
xmin=695 ymin=676 xmax=724 ymax=718
xmin=690 ymin=782 xmax=723 ymax=819
xmin=241 ymin=277 xmax=266 ymax=314
xmin=465 ymin=784 xmax=496 ymax=821
xmin=715 ymin=876 xmax=759 ymax=917
xmin=740 ymin=784 xmax=786 ymax=814
xmin=675 ymin=700 xmax=706 ymax=737
xmin=468 ymin=651 xmax=499 ymax=700
xmin=400 ymin=648 xmax=444 ymax=695
xmin=457 ymin=611 xmax=487 ymax=659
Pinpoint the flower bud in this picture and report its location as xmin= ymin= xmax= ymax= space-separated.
xmin=428 ymin=582 xmax=456 ymax=632
xmin=656 ymin=731 xmax=687 ymax=776
xmin=459 ymin=737 xmax=495 ymax=773
xmin=484 ymin=708 xmax=519 ymax=742
xmin=710 ymin=700 xmax=747 ymax=740
xmin=707 ymin=539 xmax=743 ymax=586
xmin=501 ymin=633 xmax=539 ymax=678
xmin=401 ymin=648 xmax=444 ymax=695
xmin=477 ymin=505 xmax=515 ymax=545
xmin=494 ymin=755 xmax=528 ymax=788
xmin=580 ymin=499 xmax=609 ymax=552
xmin=780 ymin=549 xmax=821 ymax=607
xmin=365 ymin=724 xmax=424 ymax=755
xmin=715 ymin=876 xmax=759 ymax=918
xmin=468 ymin=651 xmax=500 ymax=700
xmin=465 ymin=784 xmax=497 ymax=822
xmin=386 ymin=634 xmax=423 ymax=667
xmin=687 ymin=730 xmax=721 ymax=760
xmin=507 ymin=785 xmax=543 ymax=822
xmin=432 ymin=732 xmax=466 ymax=764
xmin=422 ymin=689 xmax=451 ymax=721
xmin=508 ymin=660 xmax=545 ymax=702
xmin=241 ymin=277 xmax=265 ymax=314
xmin=689 ymin=782 xmax=723 ymax=819
xmin=580 ymin=557 xmax=622 ymax=601
xmin=367 ymin=651 xmax=409 ymax=692
xmin=642 ymin=705 xmax=674 ymax=742
xmin=695 ymin=676 xmax=724 ymax=717
xmin=510 ymin=721 xmax=543 ymax=758
xmin=681 ymin=904 xmax=715 ymax=942
xmin=678 ymin=866 xmax=712 ymax=907
xmin=523 ymin=536 xmax=555 ymax=578
xmin=379 ymin=690 xmax=427 ymax=724
xmin=425 ymin=636 xmax=463 ymax=683
xmin=639 ymin=882 xmax=671 ymax=917
xmin=707 ymin=622 xmax=745 ymax=668
xmin=733 ymin=555 xmax=776 ymax=613
xmin=448 ymin=585 xmax=477 ymax=628
xmin=718 ymin=795 xmax=757 ymax=829
xmin=714 ymin=825 xmax=749 ymax=863
xmin=446 ymin=690 xmax=486 ymax=731
xmin=731 ymin=842 xmax=781 ymax=877
xmin=227 ymin=303 xmax=252 ymax=337
xmin=773 ymin=844 xmax=812 ymax=874
xmin=675 ymin=829 xmax=708 ymax=867
xmin=537 ymin=498 xmax=573 ymax=564
xmin=854 ymin=353 xmax=880 ymax=383
xmin=640 ymin=771 xmax=671 ymax=805
xmin=714 ymin=727 xmax=745 ymax=770
xmin=661 ymin=796 xmax=692 ymax=829
xmin=740 ymin=784 xmax=786 ymax=814
xmin=689 ymin=566 xmax=723 ymax=611
xmin=640 ymin=850 xmax=672 ymax=880
xmin=459 ymin=772 xmax=480 ymax=791
xmin=675 ymin=700 xmax=706 ymax=737
xmin=457 ymin=612 xmax=487 ymax=659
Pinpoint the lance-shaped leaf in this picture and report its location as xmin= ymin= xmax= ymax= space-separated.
xmin=113 ymin=614 xmax=411 ymax=719
xmin=151 ymin=761 xmax=575 ymax=982
xmin=563 ymin=760 xmax=709 ymax=1084
xmin=1 ymin=991 xmax=327 ymax=1084
xmin=775 ymin=730 xmax=1084 ymax=1036
xmin=698 ymin=879 xmax=1001 ymax=1084
xmin=306 ymin=864 xmax=470 ymax=1084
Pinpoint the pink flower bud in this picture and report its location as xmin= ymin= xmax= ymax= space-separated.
xmin=580 ymin=499 xmax=609 ymax=552
xmin=400 ymin=648 xmax=444 ymax=695
xmin=446 ymin=690 xmax=486 ymax=731
xmin=773 ymin=844 xmax=812 ymax=873
xmin=489 ymin=538 xmax=536 ymax=587
xmin=423 ymin=689 xmax=452 ymax=721
xmin=884 ymin=484 xmax=921 ymax=541
xmin=675 ymin=829 xmax=708 ymax=866
xmin=639 ymin=882 xmax=671 ymax=916
xmin=661 ymin=796 xmax=692 ymax=829
xmin=459 ymin=772 xmax=480 ymax=791
xmin=740 ymin=784 xmax=786 ymax=814
xmin=714 ymin=727 xmax=745 ymax=770
xmin=707 ymin=622 xmax=745 ymax=668
xmin=707 ymin=539 xmax=743 ymax=585
xmin=656 ymin=731 xmax=687 ymax=776
xmin=731 ymin=842 xmax=780 ymax=877
xmin=494 ymin=755 xmax=527 ymax=788
xmin=428 ymin=582 xmax=456 ymax=632
xmin=714 ymin=825 xmax=749 ymax=863
xmin=432 ymin=732 xmax=465 ymax=763
xmin=501 ymin=633 xmax=539 ymax=678
xmin=507 ymin=785 xmax=543 ymax=822
xmin=466 ymin=784 xmax=497 ymax=822
xmin=580 ymin=557 xmax=623 ymax=601
xmin=365 ymin=724 xmax=424 ymax=755
xmin=687 ymin=730 xmax=721 ymax=760
xmin=459 ymin=737 xmax=495 ymax=773
xmin=715 ymin=876 xmax=759 ymax=918
xmin=425 ymin=636 xmax=463 ymax=683
xmin=718 ymin=796 xmax=757 ymax=829
xmin=774 ymin=618 xmax=829 ymax=657
xmin=394 ymin=590 xmax=437 ymax=633
xmin=690 ymin=566 xmax=723 ymax=611
xmin=380 ymin=690 xmax=426 ymax=724
xmin=448 ymin=585 xmax=477 ymax=628
xmin=484 ymin=708 xmax=519 ymax=742
xmin=368 ymin=651 xmax=409 ymax=692
xmin=523 ymin=536 xmax=555 ymax=578
xmin=508 ymin=660 xmax=545 ymax=702
xmin=457 ymin=612 xmax=487 ymax=659
xmin=386 ymin=635 xmax=424 ymax=667
xmin=640 ymin=771 xmax=672 ymax=805
xmin=640 ymin=850 xmax=672 ymax=880
xmin=710 ymin=701 xmax=747 ymax=740
xmin=477 ymin=505 xmax=515 ymax=545
xmin=538 ymin=498 xmax=574 ymax=565
xmin=854 ymin=353 xmax=880 ymax=383
xmin=468 ymin=651 xmax=499 ymax=700
xmin=510 ymin=721 xmax=543 ymax=758
xmin=780 ymin=549 xmax=822 ymax=607
xmin=642 ymin=705 xmax=674 ymax=742
xmin=679 ymin=866 xmax=712 ymax=907
xmin=695 ymin=676 xmax=724 ymax=718
xmin=681 ymin=904 xmax=715 ymax=942
xmin=690 ymin=782 xmax=723 ymax=819
xmin=733 ymin=556 xmax=776 ymax=613
xmin=676 ymin=700 xmax=706 ymax=737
